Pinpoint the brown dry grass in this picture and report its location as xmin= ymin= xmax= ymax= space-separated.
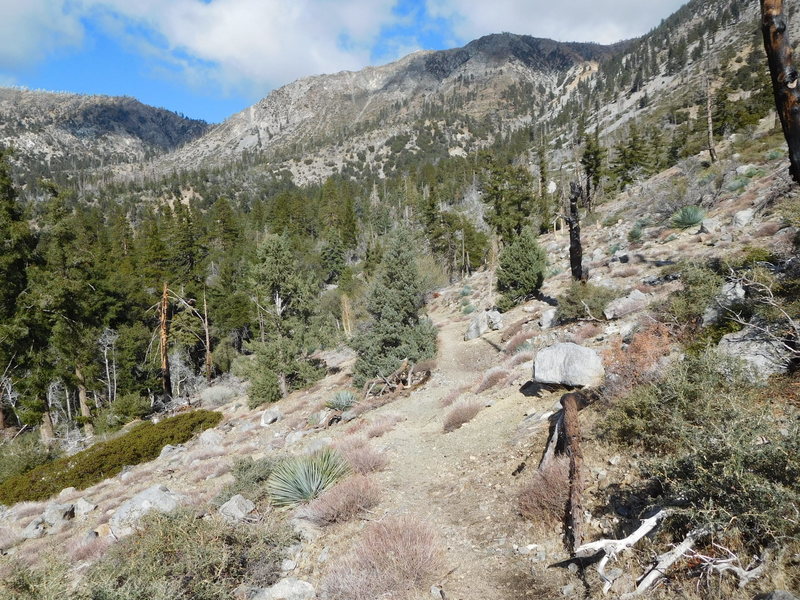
xmin=505 ymin=350 xmax=535 ymax=368
xmin=322 ymin=515 xmax=444 ymax=600
xmin=501 ymin=317 xmax=531 ymax=342
xmin=297 ymin=475 xmax=380 ymax=526
xmin=504 ymin=330 xmax=535 ymax=354
xmin=365 ymin=414 xmax=403 ymax=439
xmin=754 ymin=222 xmax=784 ymax=237
xmin=474 ymin=367 xmax=510 ymax=393
xmin=573 ymin=322 xmax=603 ymax=342
xmin=518 ymin=456 xmax=569 ymax=523
xmin=443 ymin=401 xmax=482 ymax=433
xmin=0 ymin=526 xmax=22 ymax=551
xmin=614 ymin=266 xmax=641 ymax=278
xmin=336 ymin=438 xmax=388 ymax=474
xmin=439 ymin=384 xmax=471 ymax=408
xmin=69 ymin=535 xmax=114 ymax=562
xmin=603 ymin=322 xmax=672 ymax=398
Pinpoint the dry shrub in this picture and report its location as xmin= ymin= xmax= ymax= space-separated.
xmin=336 ymin=438 xmax=388 ymax=474
xmin=614 ymin=266 xmax=641 ymax=278
xmin=573 ymin=322 xmax=603 ymax=342
xmin=70 ymin=535 xmax=114 ymax=562
xmin=474 ymin=367 xmax=510 ymax=393
xmin=346 ymin=420 xmax=367 ymax=435
xmin=297 ymin=475 xmax=380 ymax=526
xmin=0 ymin=526 xmax=22 ymax=552
xmin=439 ymin=384 xmax=471 ymax=408
xmin=506 ymin=350 xmax=535 ymax=368
xmin=603 ymin=323 xmax=672 ymax=398
xmin=504 ymin=330 xmax=535 ymax=354
xmin=518 ymin=456 xmax=569 ymax=523
xmin=11 ymin=502 xmax=46 ymax=521
xmin=754 ymin=222 xmax=784 ymax=237
xmin=187 ymin=446 xmax=226 ymax=462
xmin=413 ymin=359 xmax=437 ymax=373
xmin=501 ymin=317 xmax=531 ymax=342
xmin=443 ymin=401 xmax=482 ymax=433
xmin=322 ymin=515 xmax=443 ymax=600
xmin=365 ymin=415 xmax=402 ymax=439
xmin=188 ymin=459 xmax=231 ymax=483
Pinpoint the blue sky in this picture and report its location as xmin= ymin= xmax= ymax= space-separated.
xmin=0 ymin=0 xmax=687 ymax=124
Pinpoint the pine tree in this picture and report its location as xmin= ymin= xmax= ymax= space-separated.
xmin=353 ymin=230 xmax=437 ymax=386
xmin=581 ymin=129 xmax=606 ymax=210
xmin=496 ymin=226 xmax=546 ymax=312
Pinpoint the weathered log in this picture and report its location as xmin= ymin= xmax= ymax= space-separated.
xmin=761 ymin=0 xmax=800 ymax=184
xmin=561 ymin=392 xmax=585 ymax=553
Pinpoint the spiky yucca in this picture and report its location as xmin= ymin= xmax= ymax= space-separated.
xmin=267 ymin=450 xmax=350 ymax=506
xmin=671 ymin=205 xmax=706 ymax=229
xmin=325 ymin=390 xmax=357 ymax=411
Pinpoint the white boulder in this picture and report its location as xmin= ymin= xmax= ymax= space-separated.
xmin=533 ymin=343 xmax=604 ymax=387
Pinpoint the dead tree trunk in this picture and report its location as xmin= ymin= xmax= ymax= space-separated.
xmin=561 ymin=392 xmax=585 ymax=553
xmin=159 ymin=282 xmax=172 ymax=401
xmin=40 ymin=409 xmax=55 ymax=445
xmin=75 ymin=367 xmax=94 ymax=436
xmin=706 ymin=76 xmax=718 ymax=163
xmin=203 ymin=290 xmax=212 ymax=383
xmin=567 ymin=182 xmax=584 ymax=281
xmin=761 ymin=0 xmax=800 ymax=184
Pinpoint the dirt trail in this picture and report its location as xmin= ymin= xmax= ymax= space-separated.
xmin=354 ymin=303 xmax=563 ymax=599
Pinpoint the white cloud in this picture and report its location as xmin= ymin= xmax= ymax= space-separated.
xmin=77 ymin=0 xmax=399 ymax=95
xmin=425 ymin=0 xmax=688 ymax=45
xmin=0 ymin=0 xmax=84 ymax=69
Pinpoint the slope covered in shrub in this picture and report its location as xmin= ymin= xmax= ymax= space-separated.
xmin=0 ymin=409 xmax=222 ymax=504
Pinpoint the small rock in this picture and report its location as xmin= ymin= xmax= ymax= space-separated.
xmin=261 ymin=409 xmax=282 ymax=426
xmin=280 ymin=559 xmax=297 ymax=572
xmin=464 ymin=311 xmax=490 ymax=340
xmin=110 ymin=484 xmax=184 ymax=537
xmin=290 ymin=517 xmax=320 ymax=542
xmin=733 ymin=208 xmax=755 ymax=227
xmin=539 ymin=308 xmax=557 ymax=330
xmin=94 ymin=523 xmax=113 ymax=538
xmin=21 ymin=517 xmax=46 ymax=539
xmin=74 ymin=498 xmax=98 ymax=517
xmin=285 ymin=431 xmax=306 ymax=445
xmin=608 ymin=455 xmax=621 ymax=466
xmin=486 ymin=310 xmax=503 ymax=331
xmin=198 ymin=429 xmax=224 ymax=446
xmin=718 ymin=323 xmax=792 ymax=380
xmin=304 ymin=437 xmax=333 ymax=455
xmin=218 ymin=494 xmax=255 ymax=523
xmin=603 ymin=289 xmax=648 ymax=320
xmin=561 ymin=582 xmax=577 ymax=596
xmin=340 ymin=409 xmax=358 ymax=423
xmin=736 ymin=164 xmax=757 ymax=176
xmin=58 ymin=487 xmax=77 ymax=498
xmin=43 ymin=503 xmax=75 ymax=528
xmin=698 ymin=218 xmax=719 ymax=234
xmin=317 ymin=547 xmax=330 ymax=563
xmin=431 ymin=585 xmax=445 ymax=599
xmin=159 ymin=444 xmax=184 ymax=459
xmin=251 ymin=578 xmax=316 ymax=600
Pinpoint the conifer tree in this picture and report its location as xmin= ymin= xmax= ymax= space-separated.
xmin=353 ymin=230 xmax=437 ymax=386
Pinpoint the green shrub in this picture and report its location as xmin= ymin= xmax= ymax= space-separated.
xmin=267 ymin=449 xmax=350 ymax=506
xmin=671 ymin=205 xmax=706 ymax=229
xmin=725 ymin=177 xmax=748 ymax=192
xmin=94 ymin=393 xmax=152 ymax=434
xmin=496 ymin=226 xmax=546 ymax=312
xmin=627 ymin=223 xmax=643 ymax=243
xmin=326 ymin=390 xmax=357 ymax=412
xmin=664 ymin=263 xmax=723 ymax=325
xmin=462 ymin=304 xmax=476 ymax=315
xmin=459 ymin=286 xmax=473 ymax=297
xmin=556 ymin=281 xmax=619 ymax=322
xmin=0 ymin=433 xmax=59 ymax=485
xmin=213 ymin=456 xmax=278 ymax=506
xmin=602 ymin=350 xmax=800 ymax=549
xmin=0 ymin=410 xmax=222 ymax=504
xmin=84 ymin=509 xmax=293 ymax=600
xmin=0 ymin=555 xmax=71 ymax=600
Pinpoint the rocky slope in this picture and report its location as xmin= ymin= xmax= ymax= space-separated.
xmin=0 ymin=88 xmax=208 ymax=183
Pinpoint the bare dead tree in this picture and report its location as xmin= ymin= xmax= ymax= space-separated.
xmin=566 ymin=182 xmax=584 ymax=281
xmin=159 ymin=282 xmax=172 ymax=401
xmin=761 ymin=0 xmax=800 ymax=184
xmin=561 ymin=392 xmax=585 ymax=553
xmin=706 ymin=75 xmax=718 ymax=163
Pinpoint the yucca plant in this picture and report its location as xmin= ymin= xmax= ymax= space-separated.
xmin=671 ymin=205 xmax=706 ymax=229
xmin=267 ymin=450 xmax=350 ymax=506
xmin=325 ymin=390 xmax=357 ymax=412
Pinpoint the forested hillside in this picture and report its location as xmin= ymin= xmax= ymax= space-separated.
xmin=0 ymin=0 xmax=798 ymax=598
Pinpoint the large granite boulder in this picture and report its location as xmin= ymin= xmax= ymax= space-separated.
xmin=717 ymin=324 xmax=792 ymax=380
xmin=251 ymin=578 xmax=316 ymax=600
xmin=533 ymin=343 xmax=604 ymax=387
